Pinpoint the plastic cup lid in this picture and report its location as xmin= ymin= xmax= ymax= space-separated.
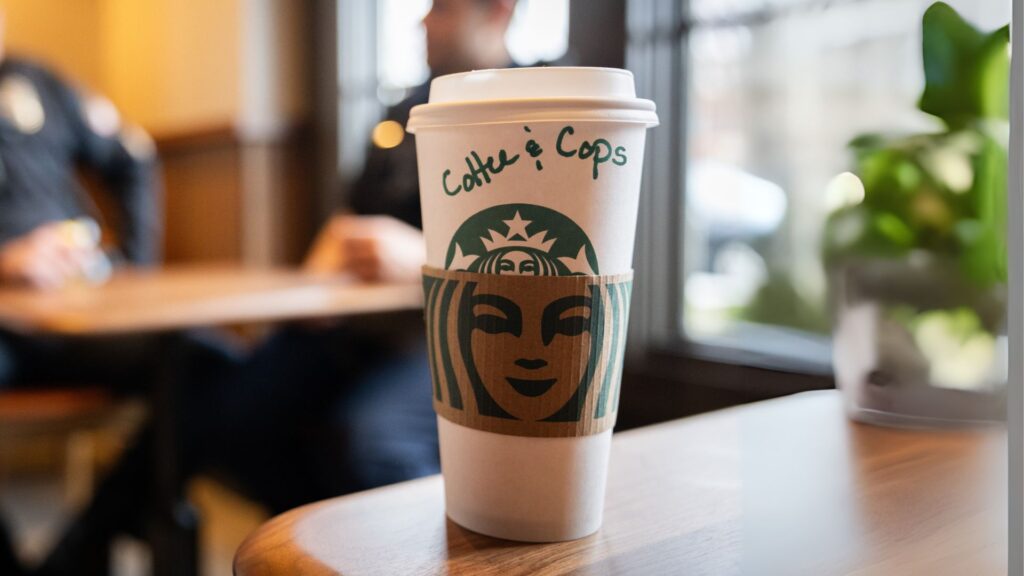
xmin=407 ymin=67 xmax=658 ymax=132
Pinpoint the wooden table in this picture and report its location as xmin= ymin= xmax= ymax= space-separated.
xmin=0 ymin=265 xmax=423 ymax=576
xmin=0 ymin=265 xmax=423 ymax=335
xmin=234 ymin=391 xmax=1007 ymax=576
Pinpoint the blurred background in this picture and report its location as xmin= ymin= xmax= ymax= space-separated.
xmin=0 ymin=0 xmax=1011 ymax=574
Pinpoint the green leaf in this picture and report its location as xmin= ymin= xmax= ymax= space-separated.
xmin=874 ymin=212 xmax=916 ymax=247
xmin=974 ymin=25 xmax=1010 ymax=119
xmin=918 ymin=3 xmax=1009 ymax=128
xmin=959 ymin=130 xmax=1007 ymax=285
xmin=849 ymin=133 xmax=888 ymax=151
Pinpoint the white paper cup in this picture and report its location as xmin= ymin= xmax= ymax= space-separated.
xmin=408 ymin=67 xmax=657 ymax=541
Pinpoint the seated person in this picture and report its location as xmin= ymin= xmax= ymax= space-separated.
xmin=205 ymin=0 xmax=521 ymax=512
xmin=0 ymin=48 xmax=234 ymax=576
xmin=0 ymin=47 xmax=162 ymax=575
xmin=0 ymin=55 xmax=161 ymax=387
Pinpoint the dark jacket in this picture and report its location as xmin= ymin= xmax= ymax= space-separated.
xmin=348 ymin=82 xmax=431 ymax=228
xmin=0 ymin=58 xmax=159 ymax=264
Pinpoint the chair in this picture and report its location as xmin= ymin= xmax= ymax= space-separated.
xmin=0 ymin=387 xmax=123 ymax=507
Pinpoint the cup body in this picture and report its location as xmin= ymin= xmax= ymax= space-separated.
xmin=409 ymin=67 xmax=657 ymax=541
xmin=437 ymin=417 xmax=611 ymax=542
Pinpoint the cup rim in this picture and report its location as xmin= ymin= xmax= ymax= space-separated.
xmin=407 ymin=97 xmax=659 ymax=132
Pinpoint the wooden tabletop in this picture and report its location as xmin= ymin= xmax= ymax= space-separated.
xmin=234 ymin=390 xmax=1007 ymax=576
xmin=0 ymin=265 xmax=423 ymax=336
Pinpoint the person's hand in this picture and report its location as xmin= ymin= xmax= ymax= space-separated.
xmin=0 ymin=222 xmax=103 ymax=290
xmin=304 ymin=215 xmax=426 ymax=283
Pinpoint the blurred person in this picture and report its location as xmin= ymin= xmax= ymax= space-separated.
xmin=204 ymin=0 xmax=521 ymax=512
xmin=0 ymin=17 xmax=160 ymax=576
xmin=0 ymin=45 xmax=163 ymax=387
xmin=340 ymin=0 xmax=520 ymax=226
xmin=0 ymin=60 xmax=159 ymax=288
xmin=0 ymin=15 xmax=242 ymax=576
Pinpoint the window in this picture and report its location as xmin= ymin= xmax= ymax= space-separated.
xmin=377 ymin=0 xmax=431 ymax=102
xmin=629 ymin=0 xmax=1010 ymax=373
xmin=377 ymin=0 xmax=570 ymax=103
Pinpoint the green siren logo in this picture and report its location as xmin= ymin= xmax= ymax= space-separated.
xmin=445 ymin=204 xmax=599 ymax=276
xmin=422 ymin=270 xmax=632 ymax=437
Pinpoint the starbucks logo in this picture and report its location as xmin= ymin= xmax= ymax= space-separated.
xmin=445 ymin=204 xmax=599 ymax=276
xmin=422 ymin=268 xmax=632 ymax=437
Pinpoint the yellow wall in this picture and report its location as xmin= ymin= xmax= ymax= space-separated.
xmin=2 ymin=0 xmax=105 ymax=89
xmin=102 ymin=0 xmax=241 ymax=136
xmin=2 ymin=0 xmax=246 ymax=138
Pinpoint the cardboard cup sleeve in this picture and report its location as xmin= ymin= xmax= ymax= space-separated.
xmin=422 ymin=266 xmax=633 ymax=438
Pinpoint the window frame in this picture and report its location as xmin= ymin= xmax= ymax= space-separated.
xmin=624 ymin=0 xmax=835 ymax=396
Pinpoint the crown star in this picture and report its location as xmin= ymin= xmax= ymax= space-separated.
xmin=449 ymin=244 xmax=478 ymax=270
xmin=503 ymin=211 xmax=531 ymax=240
xmin=558 ymin=246 xmax=595 ymax=275
xmin=480 ymin=211 xmax=558 ymax=253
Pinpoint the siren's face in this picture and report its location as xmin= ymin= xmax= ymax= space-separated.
xmin=468 ymin=281 xmax=594 ymax=421
xmin=497 ymin=249 xmax=535 ymax=275
xmin=475 ymin=248 xmax=563 ymax=276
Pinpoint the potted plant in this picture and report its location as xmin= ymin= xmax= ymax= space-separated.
xmin=824 ymin=2 xmax=1009 ymax=426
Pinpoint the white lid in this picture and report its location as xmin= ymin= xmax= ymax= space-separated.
xmin=407 ymin=67 xmax=658 ymax=132
xmin=429 ymin=67 xmax=640 ymax=102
